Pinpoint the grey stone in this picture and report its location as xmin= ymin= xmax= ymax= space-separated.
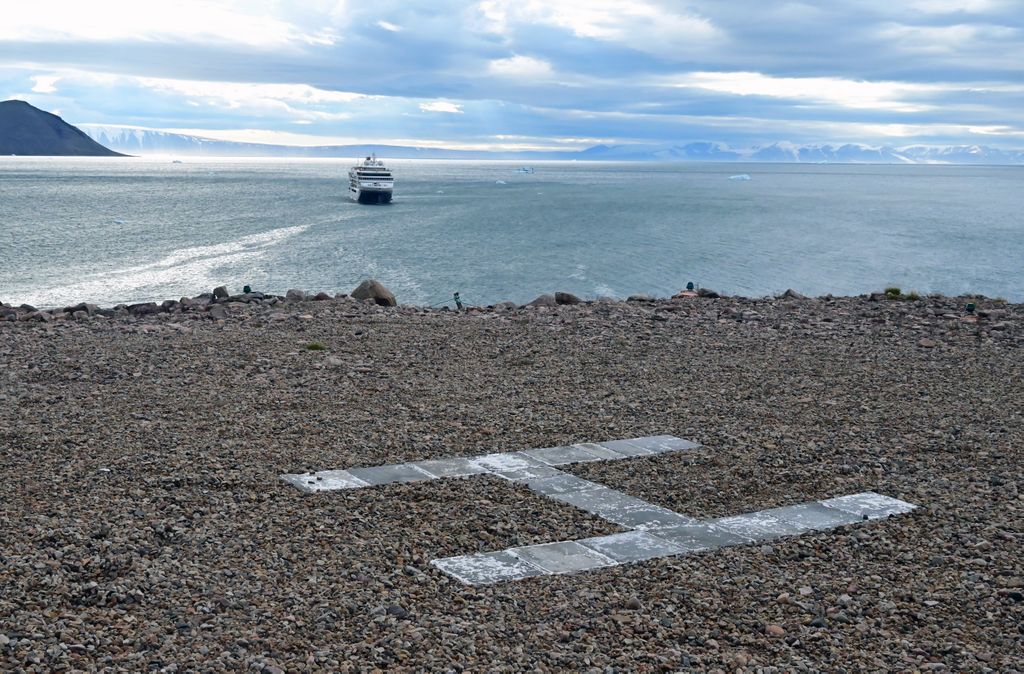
xmin=346 ymin=463 xmax=434 ymax=486
xmin=208 ymin=305 xmax=228 ymax=320
xmin=313 ymin=291 xmax=333 ymax=301
xmin=523 ymin=444 xmax=606 ymax=466
xmin=781 ymin=288 xmax=807 ymax=299
xmin=431 ymin=550 xmax=545 ymax=585
xmin=509 ymin=541 xmax=616 ymax=574
xmin=493 ymin=301 xmax=517 ymax=312
xmin=286 ymin=289 xmax=307 ymax=302
xmin=579 ymin=530 xmax=685 ymax=563
xmin=351 ymin=280 xmax=396 ymax=307
xmin=526 ymin=294 xmax=557 ymax=308
xmin=127 ymin=302 xmax=159 ymax=316
xmin=555 ymin=291 xmax=582 ymax=305
xmin=409 ymin=457 xmax=488 ymax=479
xmin=212 ymin=286 xmax=229 ymax=299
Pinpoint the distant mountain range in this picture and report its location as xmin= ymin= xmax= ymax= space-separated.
xmin=80 ymin=125 xmax=1024 ymax=164
xmin=0 ymin=100 xmax=122 ymax=156
xmin=2 ymin=100 xmax=1020 ymax=164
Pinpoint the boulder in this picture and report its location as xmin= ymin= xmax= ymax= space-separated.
xmin=781 ymin=289 xmax=807 ymax=300
xmin=212 ymin=286 xmax=229 ymax=299
xmin=351 ymin=280 xmax=397 ymax=307
xmin=127 ymin=302 xmax=159 ymax=316
xmin=493 ymin=301 xmax=517 ymax=312
xmin=19 ymin=303 xmax=37 ymax=313
xmin=554 ymin=291 xmax=582 ymax=305
xmin=313 ymin=291 xmax=333 ymax=301
xmin=627 ymin=294 xmax=653 ymax=302
xmin=697 ymin=288 xmax=720 ymax=298
xmin=526 ymin=294 xmax=557 ymax=308
xmin=286 ymin=289 xmax=308 ymax=302
xmin=208 ymin=304 xmax=228 ymax=320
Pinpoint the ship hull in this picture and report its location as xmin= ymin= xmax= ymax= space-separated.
xmin=352 ymin=188 xmax=393 ymax=204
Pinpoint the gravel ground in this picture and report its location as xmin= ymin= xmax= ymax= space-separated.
xmin=1 ymin=292 xmax=1021 ymax=672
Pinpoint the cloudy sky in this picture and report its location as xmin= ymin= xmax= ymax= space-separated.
xmin=1 ymin=0 xmax=1022 ymax=150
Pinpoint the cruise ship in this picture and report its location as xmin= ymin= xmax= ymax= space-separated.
xmin=348 ymin=155 xmax=394 ymax=204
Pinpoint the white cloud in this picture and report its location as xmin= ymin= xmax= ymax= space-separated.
xmin=0 ymin=0 xmax=337 ymax=47
xmin=664 ymin=71 xmax=947 ymax=112
xmin=488 ymin=55 xmax=554 ymax=79
xmin=879 ymin=22 xmax=1017 ymax=53
xmin=419 ymin=101 xmax=463 ymax=113
xmin=476 ymin=0 xmax=721 ymax=57
xmin=31 ymin=75 xmax=60 ymax=93
xmin=377 ymin=20 xmax=402 ymax=32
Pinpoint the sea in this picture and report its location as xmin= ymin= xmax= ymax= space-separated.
xmin=1 ymin=157 xmax=1022 ymax=309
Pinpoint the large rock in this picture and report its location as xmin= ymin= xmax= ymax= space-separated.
xmin=781 ymin=289 xmax=807 ymax=300
xmin=351 ymin=280 xmax=397 ymax=307
xmin=526 ymin=294 xmax=557 ymax=308
xmin=286 ymin=289 xmax=307 ymax=302
xmin=127 ymin=302 xmax=159 ymax=316
xmin=697 ymin=288 xmax=721 ymax=298
xmin=212 ymin=286 xmax=229 ymax=299
xmin=554 ymin=292 xmax=582 ymax=305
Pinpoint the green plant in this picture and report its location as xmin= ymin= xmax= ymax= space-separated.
xmin=306 ymin=341 xmax=327 ymax=351
xmin=905 ymin=291 xmax=921 ymax=301
xmin=884 ymin=287 xmax=902 ymax=298
xmin=994 ymin=297 xmax=1007 ymax=304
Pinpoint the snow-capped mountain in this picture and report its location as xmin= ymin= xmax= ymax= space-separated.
xmin=79 ymin=124 xmax=1024 ymax=164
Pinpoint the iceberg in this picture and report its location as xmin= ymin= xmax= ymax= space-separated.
xmin=729 ymin=174 xmax=752 ymax=181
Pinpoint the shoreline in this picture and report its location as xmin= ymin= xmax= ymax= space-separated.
xmin=2 ymin=281 xmax=1018 ymax=325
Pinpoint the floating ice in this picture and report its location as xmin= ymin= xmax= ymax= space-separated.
xmin=495 ymin=180 xmax=507 ymax=185
xmin=729 ymin=174 xmax=752 ymax=181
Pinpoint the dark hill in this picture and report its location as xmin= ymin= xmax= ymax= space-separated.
xmin=0 ymin=100 xmax=124 ymax=156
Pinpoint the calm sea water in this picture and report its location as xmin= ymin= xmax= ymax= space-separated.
xmin=1 ymin=157 xmax=1021 ymax=308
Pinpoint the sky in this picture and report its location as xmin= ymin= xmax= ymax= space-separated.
xmin=1 ymin=0 xmax=1023 ymax=151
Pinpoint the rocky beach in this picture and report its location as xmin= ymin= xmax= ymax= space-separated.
xmin=1 ymin=286 xmax=1021 ymax=672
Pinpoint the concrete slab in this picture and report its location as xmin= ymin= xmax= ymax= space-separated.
xmin=579 ymin=530 xmax=684 ymax=563
xmin=279 ymin=470 xmax=369 ymax=493
xmin=469 ymin=452 xmax=563 ymax=480
xmin=431 ymin=551 xmax=545 ymax=585
xmin=570 ymin=443 xmax=629 ymax=460
xmin=409 ymin=457 xmax=488 ymax=479
xmin=550 ymin=487 xmax=699 ymax=529
xmin=346 ymin=463 xmax=435 ymax=486
xmin=820 ymin=492 xmax=917 ymax=520
xmin=648 ymin=522 xmax=752 ymax=551
xmin=714 ymin=510 xmax=806 ymax=541
xmin=590 ymin=439 xmax=655 ymax=457
xmin=764 ymin=501 xmax=866 ymax=531
xmin=526 ymin=473 xmax=606 ymax=496
xmin=510 ymin=541 xmax=617 ymax=574
xmin=630 ymin=435 xmax=702 ymax=454
xmin=523 ymin=445 xmax=605 ymax=466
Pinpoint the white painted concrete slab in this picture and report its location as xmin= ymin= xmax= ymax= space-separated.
xmin=431 ymin=551 xmax=545 ymax=585
xmin=280 ymin=437 xmax=918 ymax=586
xmin=510 ymin=541 xmax=617 ymax=574
xmin=821 ymin=492 xmax=917 ymax=519
xmin=579 ymin=530 xmax=685 ymax=563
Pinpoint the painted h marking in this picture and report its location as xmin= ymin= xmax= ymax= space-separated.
xmin=280 ymin=436 xmax=917 ymax=585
